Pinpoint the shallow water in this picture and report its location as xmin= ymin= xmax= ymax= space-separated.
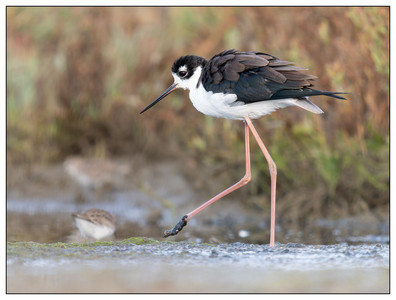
xmin=7 ymin=240 xmax=389 ymax=293
xmin=7 ymin=191 xmax=390 ymax=245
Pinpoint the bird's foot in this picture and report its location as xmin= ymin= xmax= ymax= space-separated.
xmin=163 ymin=215 xmax=188 ymax=237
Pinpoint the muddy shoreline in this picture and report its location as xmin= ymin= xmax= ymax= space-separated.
xmin=7 ymin=239 xmax=389 ymax=293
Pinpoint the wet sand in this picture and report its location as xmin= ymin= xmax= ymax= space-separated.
xmin=7 ymin=240 xmax=389 ymax=293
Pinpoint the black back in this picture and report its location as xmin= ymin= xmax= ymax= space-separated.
xmin=201 ymin=49 xmax=346 ymax=102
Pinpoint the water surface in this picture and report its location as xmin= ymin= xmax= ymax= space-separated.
xmin=7 ymin=239 xmax=389 ymax=293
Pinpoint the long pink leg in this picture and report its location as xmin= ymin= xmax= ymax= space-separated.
xmin=163 ymin=120 xmax=251 ymax=237
xmin=186 ymin=121 xmax=251 ymax=220
xmin=164 ymin=117 xmax=277 ymax=247
xmin=244 ymin=116 xmax=277 ymax=247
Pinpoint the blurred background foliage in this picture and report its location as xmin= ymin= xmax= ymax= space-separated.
xmin=7 ymin=7 xmax=389 ymax=223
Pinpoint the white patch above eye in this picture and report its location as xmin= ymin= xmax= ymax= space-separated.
xmin=178 ymin=65 xmax=187 ymax=72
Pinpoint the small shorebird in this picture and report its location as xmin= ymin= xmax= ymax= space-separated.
xmin=140 ymin=49 xmax=346 ymax=246
xmin=72 ymin=208 xmax=117 ymax=241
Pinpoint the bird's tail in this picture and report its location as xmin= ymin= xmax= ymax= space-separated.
xmin=312 ymin=90 xmax=348 ymax=100
xmin=271 ymin=89 xmax=348 ymax=100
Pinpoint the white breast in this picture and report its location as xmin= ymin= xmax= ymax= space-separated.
xmin=189 ymin=84 xmax=238 ymax=118
xmin=74 ymin=218 xmax=115 ymax=240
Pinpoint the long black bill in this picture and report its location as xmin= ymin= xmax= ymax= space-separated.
xmin=140 ymin=83 xmax=177 ymax=114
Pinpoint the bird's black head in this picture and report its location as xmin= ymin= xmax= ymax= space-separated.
xmin=140 ymin=55 xmax=207 ymax=114
xmin=171 ymin=55 xmax=207 ymax=80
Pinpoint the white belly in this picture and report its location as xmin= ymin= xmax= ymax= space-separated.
xmin=189 ymin=84 xmax=302 ymax=120
xmin=74 ymin=218 xmax=115 ymax=240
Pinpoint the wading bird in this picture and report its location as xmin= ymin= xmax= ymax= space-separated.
xmin=140 ymin=49 xmax=346 ymax=246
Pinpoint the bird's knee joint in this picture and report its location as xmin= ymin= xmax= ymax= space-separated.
xmin=245 ymin=175 xmax=252 ymax=183
xmin=269 ymin=163 xmax=277 ymax=175
xmin=241 ymin=174 xmax=251 ymax=184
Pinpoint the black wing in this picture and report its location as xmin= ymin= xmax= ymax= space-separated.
xmin=201 ymin=49 xmax=346 ymax=102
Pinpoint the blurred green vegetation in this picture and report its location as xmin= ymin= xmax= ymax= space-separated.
xmin=7 ymin=7 xmax=389 ymax=223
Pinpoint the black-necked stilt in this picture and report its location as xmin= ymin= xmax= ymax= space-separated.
xmin=140 ymin=49 xmax=346 ymax=246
